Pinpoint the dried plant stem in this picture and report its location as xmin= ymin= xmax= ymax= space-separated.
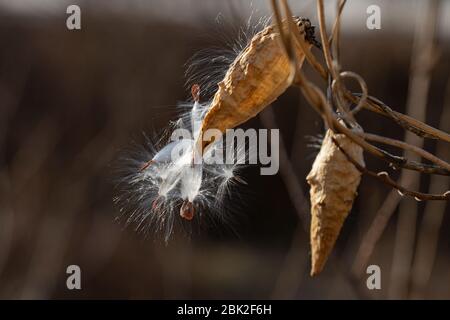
xmin=410 ymin=155 xmax=450 ymax=296
xmin=351 ymin=1 xmax=440 ymax=291
xmin=316 ymin=0 xmax=337 ymax=79
xmin=271 ymin=0 xmax=450 ymax=181
xmin=292 ymin=70 xmax=450 ymax=201
xmin=348 ymin=93 xmax=450 ymax=143
xmin=334 ymin=141 xmax=449 ymax=201
xmin=269 ymin=0 xmax=450 ymax=278
xmin=339 ymin=72 xmax=368 ymax=115
xmin=287 ymin=22 xmax=328 ymax=79
xmin=410 ymin=173 xmax=449 ymax=298
xmin=270 ymin=0 xmax=450 ymax=191
xmin=410 ymin=78 xmax=450 ymax=299
xmin=329 ymin=0 xmax=347 ymax=60
xmin=317 ymin=0 xmax=363 ymax=129
xmin=358 ymin=132 xmax=450 ymax=172
xmin=296 ymin=76 xmax=450 ymax=176
xmin=389 ymin=0 xmax=438 ymax=299
xmin=270 ymin=0 xmax=297 ymax=83
xmin=271 ymin=0 xmax=328 ymax=81
xmin=280 ymin=0 xmax=328 ymax=80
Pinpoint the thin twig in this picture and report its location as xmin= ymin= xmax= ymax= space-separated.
xmin=329 ymin=0 xmax=347 ymax=57
xmin=332 ymin=137 xmax=449 ymax=201
xmin=341 ymin=72 xmax=368 ymax=115
xmin=387 ymin=0 xmax=438 ymax=298
xmin=273 ymin=0 xmax=328 ymax=81
xmin=280 ymin=0 xmax=328 ymax=79
xmin=271 ymin=0 xmax=450 ymax=288
xmin=351 ymin=1 xmax=441 ymax=293
xmin=359 ymin=132 xmax=450 ymax=172
xmin=270 ymin=0 xmax=297 ymax=85
xmin=410 ymin=76 xmax=450 ymax=299
xmin=294 ymin=77 xmax=450 ymax=176
xmin=349 ymin=93 xmax=450 ymax=143
xmin=316 ymin=0 xmax=337 ymax=79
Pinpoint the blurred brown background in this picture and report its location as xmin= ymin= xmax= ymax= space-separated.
xmin=0 ymin=0 xmax=449 ymax=299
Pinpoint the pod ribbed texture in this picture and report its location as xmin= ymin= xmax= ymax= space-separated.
xmin=307 ymin=129 xmax=365 ymax=276
xmin=199 ymin=19 xmax=312 ymax=151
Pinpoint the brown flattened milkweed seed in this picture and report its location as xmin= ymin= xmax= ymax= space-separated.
xmin=198 ymin=18 xmax=317 ymax=152
xmin=307 ymin=129 xmax=365 ymax=276
xmin=180 ymin=200 xmax=195 ymax=221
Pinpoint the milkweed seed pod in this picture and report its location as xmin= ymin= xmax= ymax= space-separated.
xmin=198 ymin=17 xmax=318 ymax=152
xmin=307 ymin=129 xmax=365 ymax=276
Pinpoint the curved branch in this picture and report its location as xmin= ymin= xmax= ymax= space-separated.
xmin=332 ymin=137 xmax=450 ymax=201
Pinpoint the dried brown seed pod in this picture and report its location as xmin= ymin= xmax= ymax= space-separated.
xmin=307 ymin=129 xmax=365 ymax=276
xmin=198 ymin=17 xmax=317 ymax=152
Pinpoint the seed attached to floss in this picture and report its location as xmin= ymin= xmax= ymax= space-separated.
xmin=191 ymin=83 xmax=200 ymax=102
xmin=180 ymin=200 xmax=195 ymax=221
xmin=139 ymin=85 xmax=202 ymax=173
xmin=198 ymin=17 xmax=318 ymax=152
xmin=140 ymin=159 xmax=154 ymax=172
xmin=307 ymin=129 xmax=365 ymax=276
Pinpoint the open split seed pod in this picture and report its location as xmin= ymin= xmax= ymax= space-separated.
xmin=307 ymin=129 xmax=365 ymax=276
xmin=198 ymin=17 xmax=317 ymax=152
